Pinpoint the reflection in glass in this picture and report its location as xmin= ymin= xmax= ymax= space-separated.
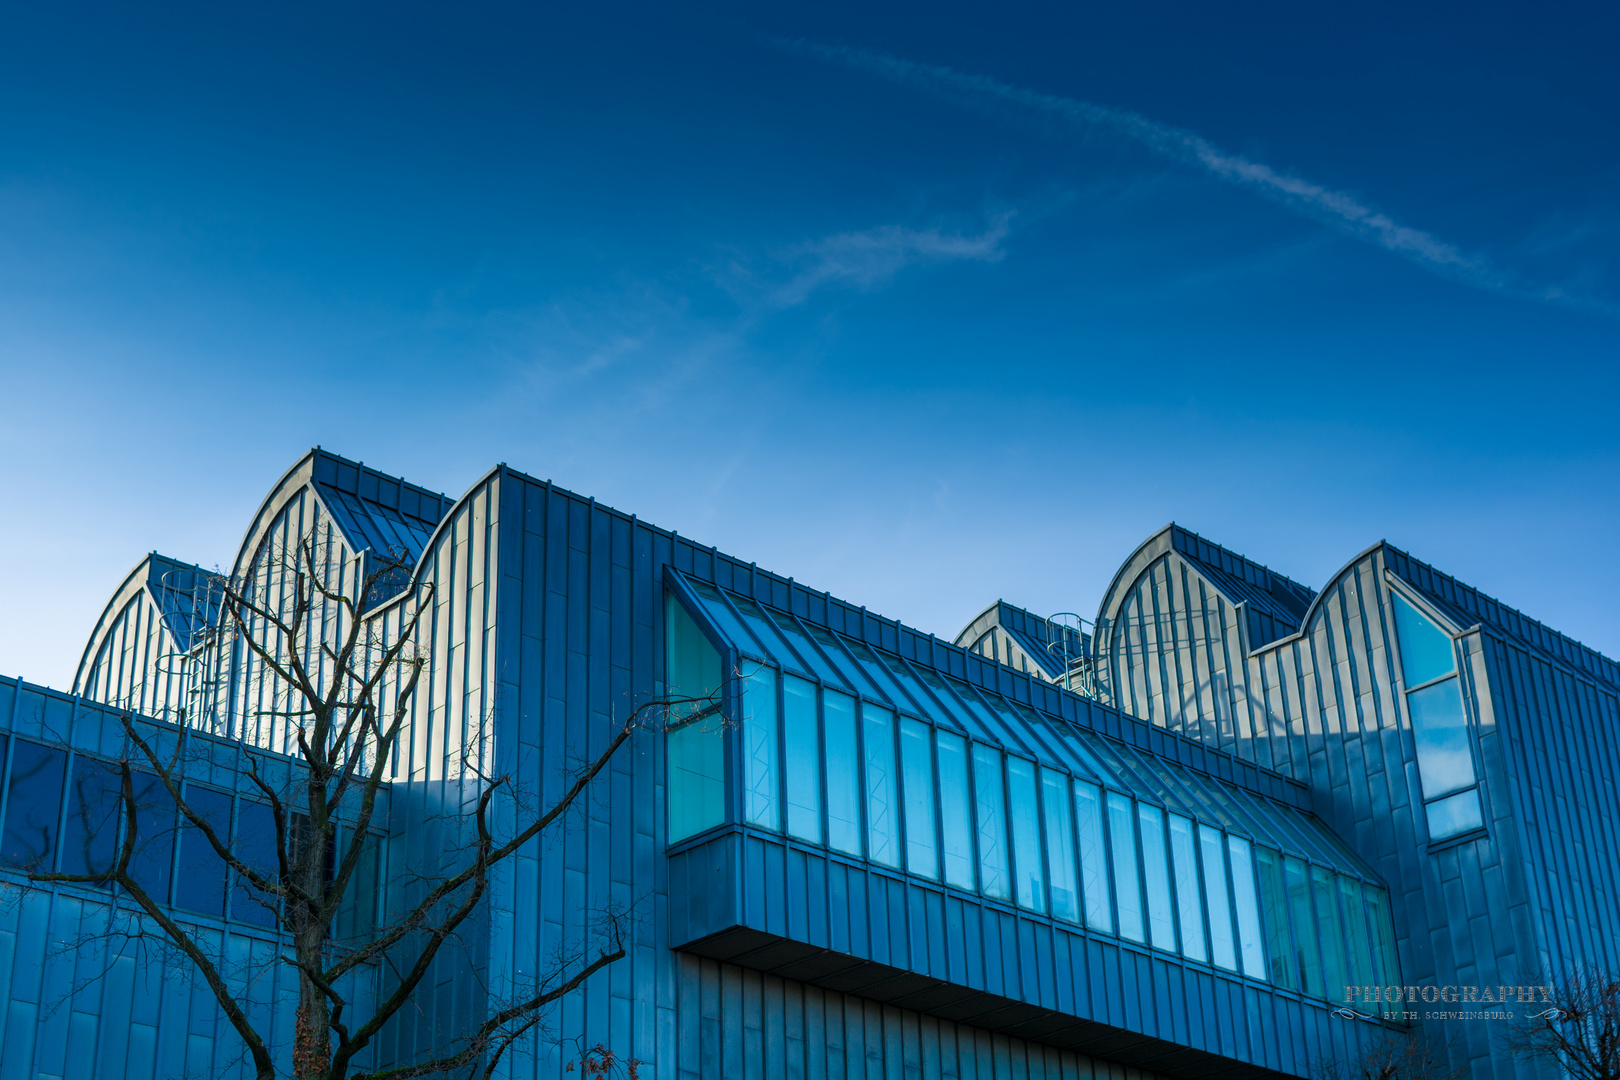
xmin=900 ymin=719 xmax=938 ymax=879
xmin=1168 ymin=814 xmax=1206 ymax=961
xmin=937 ymin=731 xmax=975 ymax=890
xmin=1042 ymin=768 xmax=1080 ymax=924
xmin=1285 ymin=855 xmax=1322 ymax=995
xmin=1 ymin=740 xmax=66 ymax=871
xmin=972 ymin=744 xmax=1010 ymax=901
xmin=1138 ymin=804 xmax=1175 ymax=950
xmin=1312 ymin=865 xmax=1345 ymax=1000
xmin=128 ymin=773 xmax=175 ymax=903
xmin=783 ymin=675 xmax=822 ymax=842
xmin=175 ymin=785 xmax=232 ymax=917
xmin=1108 ymin=792 xmax=1144 ymax=942
xmin=1200 ymin=823 xmax=1236 ymax=971
xmin=1425 ymin=788 xmax=1484 ymax=840
xmin=62 ymin=759 xmax=122 ymax=881
xmin=1407 ymin=679 xmax=1475 ymax=798
xmin=1228 ymin=836 xmax=1266 ymax=978
xmin=1366 ymin=885 xmax=1400 ymax=1015
xmin=666 ymin=594 xmax=725 ymax=842
xmin=1392 ymin=592 xmax=1456 ymax=687
xmin=864 ymin=706 xmax=900 ymax=867
xmin=824 ymin=691 xmax=862 ymax=856
xmin=1075 ymin=782 xmax=1111 ymax=932
xmin=742 ymin=667 xmax=780 ymax=830
xmin=1254 ymin=847 xmax=1294 ymax=988
xmin=1339 ymin=876 xmax=1374 ymax=990
xmin=233 ymin=799 xmax=280 ymax=927
xmin=1008 ymin=757 xmax=1045 ymax=913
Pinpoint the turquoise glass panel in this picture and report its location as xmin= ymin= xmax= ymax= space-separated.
xmin=1312 ymin=865 xmax=1346 ymax=1001
xmin=767 ymin=613 xmax=852 ymax=690
xmin=900 ymin=718 xmax=938 ymax=879
xmin=1108 ymin=792 xmax=1144 ymax=942
xmin=1200 ymin=823 xmax=1236 ymax=971
xmin=1168 ymin=814 xmax=1206 ymax=961
xmin=1075 ymin=781 xmax=1112 ymax=932
xmin=1008 ymin=757 xmax=1045 ymax=913
xmin=1042 ymin=768 xmax=1080 ymax=924
xmin=666 ymin=594 xmax=725 ymax=843
xmin=823 ymin=691 xmax=862 ymax=855
xmin=1228 ymin=836 xmax=1266 ymax=979
xmin=1138 ymin=804 xmax=1175 ymax=951
xmin=1339 ymin=876 xmax=1374 ymax=990
xmin=1425 ymin=788 xmax=1484 ymax=839
xmin=937 ymin=731 xmax=975 ymax=890
xmin=742 ymin=667 xmax=780 ymax=830
xmin=1392 ymin=591 xmax=1455 ymax=687
xmin=1366 ymin=885 xmax=1401 ymax=1015
xmin=687 ymin=580 xmax=763 ymax=660
xmin=864 ymin=705 xmax=900 ymax=867
xmin=1285 ymin=855 xmax=1322 ymax=995
xmin=972 ymin=744 xmax=1010 ymax=901
xmin=783 ymin=675 xmax=821 ymax=842
xmin=730 ymin=595 xmax=809 ymax=675
xmin=1255 ymin=847 xmax=1295 ymax=988
xmin=1408 ymin=677 xmax=1475 ymax=798
xmin=804 ymin=624 xmax=887 ymax=702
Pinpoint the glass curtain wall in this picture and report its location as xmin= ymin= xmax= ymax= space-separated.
xmin=1390 ymin=590 xmax=1484 ymax=840
xmin=663 ymin=579 xmax=1400 ymax=1006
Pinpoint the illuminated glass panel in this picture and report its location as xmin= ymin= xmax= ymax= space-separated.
xmin=972 ymin=744 xmax=1010 ymax=901
xmin=1168 ymin=814 xmax=1206 ymax=961
xmin=1042 ymin=768 xmax=1080 ymax=924
xmin=900 ymin=719 xmax=938 ymax=879
xmin=1075 ymin=781 xmax=1111 ymax=932
xmin=1201 ymin=823 xmax=1236 ymax=971
xmin=742 ymin=667 xmax=780 ymax=830
xmin=937 ymin=731 xmax=975 ymax=890
xmin=783 ymin=675 xmax=822 ymax=842
xmin=1108 ymin=792 xmax=1144 ymax=942
xmin=824 ymin=691 xmax=862 ymax=856
xmin=1008 ymin=757 xmax=1045 ymax=913
xmin=1138 ymin=804 xmax=1175 ymax=950
xmin=864 ymin=706 xmax=900 ymax=867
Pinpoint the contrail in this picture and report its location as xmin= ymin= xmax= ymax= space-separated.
xmin=779 ymin=39 xmax=1612 ymax=314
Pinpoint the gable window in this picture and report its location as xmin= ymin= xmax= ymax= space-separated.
xmin=1391 ymin=591 xmax=1484 ymax=841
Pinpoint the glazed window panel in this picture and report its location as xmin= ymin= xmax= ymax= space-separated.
xmin=973 ymin=744 xmax=1010 ymax=901
xmin=1042 ymin=768 xmax=1080 ymax=924
xmin=1255 ymin=846 xmax=1295 ymax=989
xmin=1285 ymin=855 xmax=1323 ymax=996
xmin=823 ymin=691 xmax=862 ymax=856
xmin=937 ymin=731 xmax=975 ymax=890
xmin=1200 ymin=822 xmax=1237 ymax=971
xmin=1339 ymin=876 xmax=1375 ymax=991
xmin=128 ymin=772 xmax=175 ymax=903
xmin=1391 ymin=592 xmax=1456 ymax=687
xmin=666 ymin=594 xmax=725 ymax=843
xmin=1228 ymin=835 xmax=1266 ymax=979
xmin=783 ymin=675 xmax=822 ymax=843
xmin=1108 ymin=792 xmax=1144 ymax=943
xmin=1168 ymin=814 xmax=1206 ymax=962
xmin=61 ymin=758 xmax=122 ymax=881
xmin=864 ymin=706 xmax=900 ymax=868
xmin=1007 ymin=757 xmax=1045 ymax=914
xmin=1075 ymin=781 xmax=1112 ymax=933
xmin=1407 ymin=679 xmax=1476 ymax=799
xmin=1311 ymin=865 xmax=1346 ymax=998
xmin=900 ymin=718 xmax=938 ymax=880
xmin=1138 ymin=804 xmax=1176 ymax=951
xmin=742 ymin=667 xmax=780 ymax=830
xmin=174 ymin=785 xmax=233 ymax=917
xmin=2 ymin=740 xmax=66 ymax=871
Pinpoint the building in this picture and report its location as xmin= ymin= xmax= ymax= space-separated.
xmin=0 ymin=448 xmax=1614 ymax=1079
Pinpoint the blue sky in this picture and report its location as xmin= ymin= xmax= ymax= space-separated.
xmin=2 ymin=2 xmax=1617 ymax=689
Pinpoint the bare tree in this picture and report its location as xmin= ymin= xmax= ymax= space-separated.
xmin=1509 ymin=968 xmax=1620 ymax=1080
xmin=29 ymin=531 xmax=723 ymax=1080
xmin=1313 ymin=1031 xmax=1464 ymax=1080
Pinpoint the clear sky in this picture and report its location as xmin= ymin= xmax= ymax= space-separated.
xmin=2 ymin=2 xmax=1617 ymax=690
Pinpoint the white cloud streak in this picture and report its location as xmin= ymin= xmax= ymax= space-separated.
xmin=774 ymin=215 xmax=1011 ymax=307
xmin=780 ymin=39 xmax=1615 ymax=314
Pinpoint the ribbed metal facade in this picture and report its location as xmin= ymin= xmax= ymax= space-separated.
xmin=0 ymin=456 xmax=1608 ymax=1079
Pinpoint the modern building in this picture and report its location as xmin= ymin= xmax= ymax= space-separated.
xmin=0 ymin=448 xmax=1614 ymax=1079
